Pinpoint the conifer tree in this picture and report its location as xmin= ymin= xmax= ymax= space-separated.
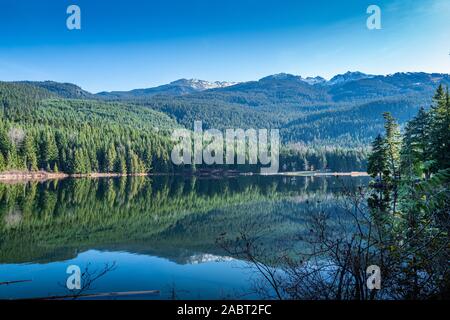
xmin=115 ymin=155 xmax=127 ymax=174
xmin=382 ymin=112 xmax=401 ymax=180
xmin=105 ymin=143 xmax=117 ymax=173
xmin=0 ymin=125 xmax=11 ymax=159
xmin=23 ymin=134 xmax=38 ymax=171
xmin=40 ymin=132 xmax=58 ymax=170
xmin=6 ymin=145 xmax=19 ymax=170
xmin=428 ymin=85 xmax=450 ymax=171
xmin=0 ymin=152 xmax=5 ymax=172
xmin=367 ymin=134 xmax=387 ymax=180
xmin=73 ymin=148 xmax=86 ymax=174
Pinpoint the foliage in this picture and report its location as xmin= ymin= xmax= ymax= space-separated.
xmin=218 ymin=86 xmax=449 ymax=300
xmin=0 ymin=82 xmax=179 ymax=174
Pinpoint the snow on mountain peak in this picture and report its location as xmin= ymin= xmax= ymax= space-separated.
xmin=171 ymin=78 xmax=238 ymax=91
xmin=301 ymin=76 xmax=327 ymax=85
xmin=327 ymin=71 xmax=374 ymax=85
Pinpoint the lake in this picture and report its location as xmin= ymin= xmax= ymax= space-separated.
xmin=0 ymin=175 xmax=369 ymax=299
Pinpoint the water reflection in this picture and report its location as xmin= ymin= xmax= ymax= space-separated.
xmin=0 ymin=175 xmax=368 ymax=299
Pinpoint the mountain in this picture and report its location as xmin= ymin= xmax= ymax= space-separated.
xmin=198 ymin=73 xmax=331 ymax=107
xmin=327 ymin=72 xmax=450 ymax=102
xmin=1 ymin=72 xmax=448 ymax=174
xmin=170 ymin=79 xmax=238 ymax=90
xmin=93 ymin=71 xmax=449 ymax=106
xmin=16 ymin=72 xmax=449 ymax=104
xmin=4 ymin=71 xmax=449 ymax=148
xmin=138 ymin=72 xmax=450 ymax=146
xmin=302 ymin=76 xmax=327 ymax=85
xmin=15 ymin=81 xmax=94 ymax=99
xmin=327 ymin=71 xmax=374 ymax=86
xmin=145 ymin=71 xmax=449 ymax=108
xmin=96 ymin=78 xmax=237 ymax=99
xmin=0 ymin=81 xmax=178 ymax=130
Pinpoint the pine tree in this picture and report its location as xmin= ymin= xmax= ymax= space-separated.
xmin=412 ymin=107 xmax=431 ymax=164
xmin=367 ymin=134 xmax=387 ymax=180
xmin=400 ymin=122 xmax=416 ymax=177
xmin=428 ymin=85 xmax=450 ymax=171
xmin=383 ymin=112 xmax=401 ymax=180
xmin=303 ymin=158 xmax=309 ymax=171
xmin=114 ymin=155 xmax=127 ymax=174
xmin=400 ymin=108 xmax=430 ymax=178
xmin=0 ymin=152 xmax=5 ymax=172
xmin=126 ymin=149 xmax=144 ymax=173
xmin=73 ymin=148 xmax=86 ymax=174
xmin=105 ymin=143 xmax=117 ymax=173
xmin=6 ymin=145 xmax=19 ymax=170
xmin=40 ymin=132 xmax=58 ymax=170
xmin=23 ymin=134 xmax=38 ymax=171
xmin=54 ymin=132 xmax=68 ymax=173
xmin=83 ymin=147 xmax=93 ymax=173
xmin=0 ymin=124 xmax=11 ymax=159
xmin=319 ymin=153 xmax=327 ymax=170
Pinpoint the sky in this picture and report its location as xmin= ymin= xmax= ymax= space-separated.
xmin=0 ymin=0 xmax=449 ymax=93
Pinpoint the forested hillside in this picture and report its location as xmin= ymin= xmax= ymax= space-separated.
xmin=1 ymin=71 xmax=448 ymax=174
xmin=0 ymin=82 xmax=178 ymax=174
xmin=16 ymin=81 xmax=94 ymax=99
xmin=137 ymin=72 xmax=449 ymax=147
xmin=97 ymin=79 xmax=237 ymax=99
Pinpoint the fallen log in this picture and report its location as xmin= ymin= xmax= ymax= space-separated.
xmin=20 ymin=290 xmax=160 ymax=300
xmin=0 ymin=279 xmax=32 ymax=286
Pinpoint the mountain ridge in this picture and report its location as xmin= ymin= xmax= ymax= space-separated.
xmin=9 ymin=71 xmax=449 ymax=100
xmin=96 ymin=78 xmax=238 ymax=99
xmin=4 ymin=71 xmax=449 ymax=147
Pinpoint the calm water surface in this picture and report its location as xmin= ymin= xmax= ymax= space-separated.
xmin=0 ymin=175 xmax=369 ymax=299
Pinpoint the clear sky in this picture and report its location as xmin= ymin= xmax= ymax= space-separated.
xmin=0 ymin=0 xmax=449 ymax=93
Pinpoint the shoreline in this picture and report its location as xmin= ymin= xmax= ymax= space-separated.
xmin=0 ymin=170 xmax=369 ymax=183
xmin=0 ymin=171 xmax=146 ymax=183
xmin=263 ymin=171 xmax=369 ymax=177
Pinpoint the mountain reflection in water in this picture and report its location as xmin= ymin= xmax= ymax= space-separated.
xmin=0 ymin=175 xmax=369 ymax=299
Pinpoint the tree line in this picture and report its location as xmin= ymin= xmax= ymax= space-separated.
xmin=0 ymin=82 xmax=369 ymax=174
xmin=217 ymin=86 xmax=449 ymax=300
xmin=2 ymin=81 xmax=445 ymax=174
xmin=365 ymin=84 xmax=449 ymax=298
xmin=0 ymin=83 xmax=176 ymax=174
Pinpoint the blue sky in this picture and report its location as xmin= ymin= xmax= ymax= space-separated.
xmin=0 ymin=0 xmax=449 ymax=92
